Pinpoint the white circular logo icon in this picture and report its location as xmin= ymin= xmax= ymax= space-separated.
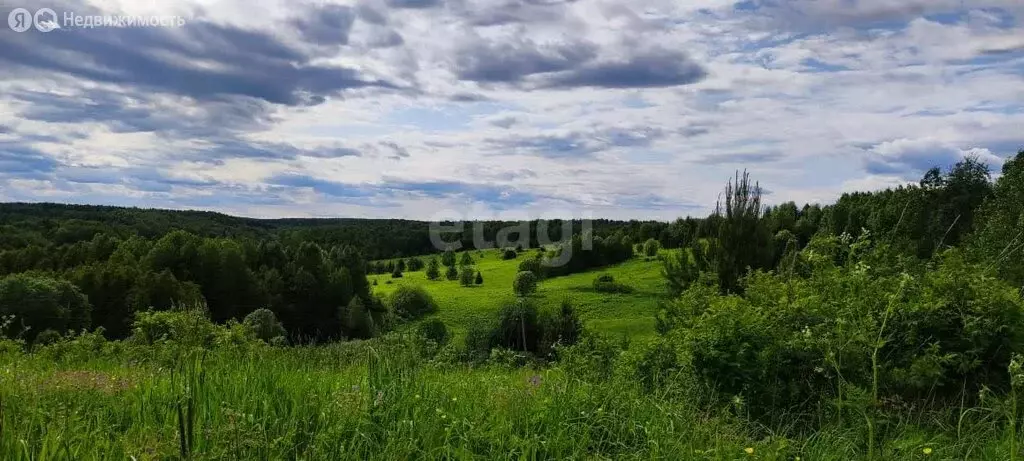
xmin=7 ymin=8 xmax=32 ymax=32
xmin=34 ymin=8 xmax=59 ymax=32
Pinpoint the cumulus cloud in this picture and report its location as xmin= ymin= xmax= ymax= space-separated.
xmin=0 ymin=0 xmax=1021 ymax=219
xmin=864 ymin=138 xmax=1006 ymax=179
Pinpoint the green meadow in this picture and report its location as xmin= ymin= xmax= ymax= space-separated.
xmin=370 ymin=248 xmax=666 ymax=339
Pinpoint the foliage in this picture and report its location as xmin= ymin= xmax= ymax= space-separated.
xmin=388 ymin=285 xmax=438 ymax=320
xmin=343 ymin=296 xmax=377 ymax=340
xmin=513 ymin=271 xmax=538 ymax=296
xmin=592 ymin=274 xmax=634 ymax=293
xmin=459 ymin=267 xmax=476 ymax=287
xmin=0 ymin=273 xmax=91 ymax=341
xmin=445 ymin=265 xmax=459 ymax=281
xmin=459 ymin=252 xmax=474 ymax=266
xmin=493 ymin=298 xmax=542 ymax=354
xmin=415 ymin=318 xmax=449 ymax=345
xmin=242 ymin=308 xmax=286 ymax=343
xmin=501 ymin=248 xmax=518 ymax=260
xmin=972 ymin=150 xmax=1024 ymax=287
xmin=642 ymin=238 xmax=661 ymax=257
xmin=475 ymin=271 xmax=483 ymax=285
xmin=425 ymin=257 xmax=441 ymax=280
xmin=441 ymin=250 xmax=456 ymax=267
xmin=656 ymin=233 xmax=1024 ymax=419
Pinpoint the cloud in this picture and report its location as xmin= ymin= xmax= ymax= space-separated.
xmin=0 ymin=4 xmax=396 ymax=107
xmin=291 ymin=4 xmax=356 ymax=45
xmin=864 ymin=138 xmax=1006 ymax=179
xmin=387 ymin=0 xmax=444 ymax=9
xmin=489 ymin=126 xmax=666 ymax=158
xmin=0 ymin=0 xmax=1022 ymax=219
xmin=456 ymin=37 xmax=598 ymax=83
xmin=542 ymin=49 xmax=708 ymax=89
xmin=0 ymin=143 xmax=60 ymax=178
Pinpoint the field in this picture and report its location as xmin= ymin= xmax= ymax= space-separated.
xmin=0 ymin=335 xmax=994 ymax=460
xmin=370 ymin=248 xmax=667 ymax=339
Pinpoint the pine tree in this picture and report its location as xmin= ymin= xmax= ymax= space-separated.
xmin=426 ymin=257 xmax=441 ymax=280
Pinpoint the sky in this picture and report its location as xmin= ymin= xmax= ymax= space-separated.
xmin=0 ymin=0 xmax=1022 ymax=221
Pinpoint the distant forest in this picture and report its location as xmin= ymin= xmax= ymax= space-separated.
xmin=1 ymin=150 xmax=1021 ymax=343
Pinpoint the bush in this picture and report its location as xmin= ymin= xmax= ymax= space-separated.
xmin=658 ymin=238 xmax=1024 ymax=419
xmin=34 ymin=329 xmax=63 ymax=346
xmin=407 ymin=257 xmax=424 ymax=272
xmin=243 ymin=308 xmax=286 ymax=343
xmin=131 ymin=308 xmax=218 ymax=347
xmin=463 ymin=319 xmax=496 ymax=363
xmin=445 ymin=265 xmax=459 ymax=281
xmin=416 ymin=318 xmax=449 ymax=345
xmin=426 ymin=258 xmax=441 ymax=280
xmin=540 ymin=298 xmax=583 ymax=354
xmin=513 ymin=271 xmax=538 ymax=296
xmin=502 ymin=249 xmax=518 ymax=260
xmin=643 ymin=238 xmax=661 ymax=257
xmin=389 ymin=286 xmax=438 ymax=320
xmin=459 ymin=267 xmax=476 ymax=286
xmin=441 ymin=250 xmax=456 ymax=267
xmin=592 ymin=274 xmax=634 ymax=293
xmin=344 ymin=296 xmax=377 ymax=340
xmin=494 ymin=298 xmax=541 ymax=353
xmin=475 ymin=271 xmax=483 ymax=285
xmin=0 ymin=274 xmax=92 ymax=341
xmin=518 ymin=257 xmax=544 ymax=277
xmin=391 ymin=268 xmax=403 ymax=278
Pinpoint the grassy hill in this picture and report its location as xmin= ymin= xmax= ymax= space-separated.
xmin=370 ymin=249 xmax=667 ymax=339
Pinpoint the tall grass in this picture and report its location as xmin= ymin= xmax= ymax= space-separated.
xmin=0 ymin=334 xmax=1020 ymax=460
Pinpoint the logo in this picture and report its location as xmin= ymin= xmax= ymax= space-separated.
xmin=34 ymin=8 xmax=59 ymax=32
xmin=7 ymin=8 xmax=31 ymax=32
xmin=7 ymin=7 xmax=60 ymax=32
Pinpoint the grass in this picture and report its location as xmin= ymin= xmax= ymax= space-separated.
xmin=371 ymin=249 xmax=666 ymax=339
xmin=3 ymin=337 xmax=1004 ymax=460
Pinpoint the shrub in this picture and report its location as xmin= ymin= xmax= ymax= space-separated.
xmin=34 ymin=329 xmax=63 ymax=346
xmin=131 ymin=308 xmax=218 ymax=347
xmin=592 ymin=274 xmax=634 ymax=293
xmin=441 ymin=250 xmax=456 ymax=267
xmin=502 ymin=249 xmax=518 ymax=260
xmin=416 ymin=318 xmax=449 ymax=345
xmin=459 ymin=267 xmax=476 ymax=286
xmin=463 ymin=319 xmax=496 ymax=363
xmin=494 ymin=298 xmax=541 ymax=353
xmin=643 ymin=238 xmax=661 ymax=257
xmin=407 ymin=257 xmax=424 ymax=272
xmin=513 ymin=271 xmax=538 ymax=296
xmin=391 ymin=268 xmax=403 ymax=278
xmin=459 ymin=252 xmax=474 ymax=266
xmin=389 ymin=285 xmax=438 ymax=320
xmin=426 ymin=258 xmax=441 ymax=280
xmin=0 ymin=274 xmax=91 ymax=341
xmin=540 ymin=298 xmax=583 ymax=354
xmin=445 ymin=265 xmax=459 ymax=281
xmin=344 ymin=296 xmax=377 ymax=340
xmin=659 ymin=238 xmax=1024 ymax=419
xmin=475 ymin=271 xmax=483 ymax=285
xmin=243 ymin=308 xmax=286 ymax=343
xmin=518 ymin=257 xmax=544 ymax=277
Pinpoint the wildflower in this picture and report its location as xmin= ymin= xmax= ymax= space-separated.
xmin=744 ymin=447 xmax=754 ymax=455
xmin=922 ymin=447 xmax=932 ymax=455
